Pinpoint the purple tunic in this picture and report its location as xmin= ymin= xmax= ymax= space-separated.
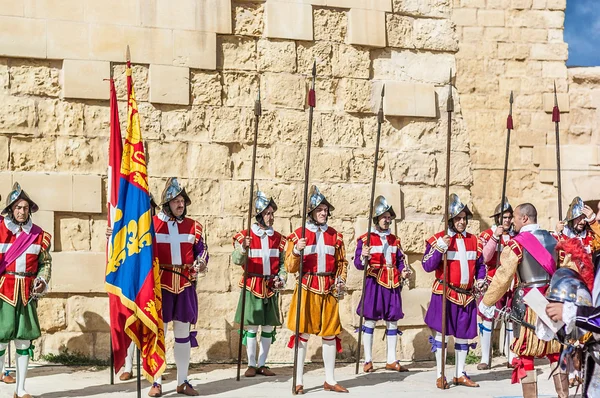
xmin=421 ymin=239 xmax=486 ymax=339
xmin=162 ymin=237 xmax=207 ymax=324
xmin=354 ymin=237 xmax=405 ymax=322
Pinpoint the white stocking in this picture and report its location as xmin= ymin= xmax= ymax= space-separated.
xmin=295 ymin=334 xmax=309 ymax=386
xmin=173 ymin=321 xmax=191 ymax=385
xmin=0 ymin=342 xmax=7 ymax=377
xmin=362 ymin=320 xmax=376 ymax=364
xmin=245 ymin=325 xmax=258 ymax=367
xmin=455 ymin=338 xmax=469 ymax=378
xmin=258 ymin=325 xmax=273 ymax=367
xmin=506 ymin=322 xmax=517 ymax=363
xmin=434 ymin=332 xmax=448 ymax=378
xmin=124 ymin=341 xmax=135 ymax=373
xmin=386 ymin=321 xmax=398 ymax=364
xmin=15 ymin=339 xmax=30 ymax=396
xmin=479 ymin=320 xmax=492 ymax=365
xmin=322 ymin=336 xmax=337 ymax=385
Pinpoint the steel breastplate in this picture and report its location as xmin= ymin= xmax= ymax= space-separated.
xmin=517 ymin=229 xmax=557 ymax=287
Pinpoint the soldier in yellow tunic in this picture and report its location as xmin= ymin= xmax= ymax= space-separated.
xmin=286 ymin=186 xmax=349 ymax=394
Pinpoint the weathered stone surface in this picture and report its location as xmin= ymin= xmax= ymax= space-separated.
xmin=55 ymin=215 xmax=91 ymax=251
xmin=0 ymin=95 xmax=36 ymax=132
xmin=233 ymin=2 xmax=264 ymax=37
xmin=66 ymin=296 xmax=109 ymax=332
xmin=392 ymin=0 xmax=451 ymax=18
xmin=257 ymin=39 xmax=296 ymax=73
xmin=37 ymin=99 xmax=85 ymax=136
xmin=261 ymin=72 xmax=306 ymax=110
xmin=191 ymin=70 xmax=222 ymax=106
xmin=413 ymin=18 xmax=458 ymax=52
xmin=147 ymin=140 xmax=189 ymax=177
xmin=37 ymin=298 xmax=67 ymax=333
xmin=112 ymin=64 xmax=150 ymax=102
xmin=205 ymin=107 xmax=254 ymax=143
xmin=338 ymin=78 xmax=372 ymax=113
xmin=188 ymin=143 xmax=232 ymax=180
xmin=10 ymin=137 xmax=57 ymax=171
xmin=332 ymin=44 xmax=370 ymax=79
xmin=9 ymin=59 xmax=60 ymax=97
xmin=313 ymin=8 xmax=346 ymax=43
xmin=220 ymin=36 xmax=256 ymax=71
xmin=389 ymin=151 xmax=436 ymax=185
xmin=56 ymin=137 xmax=107 ymax=174
xmin=386 ymin=14 xmax=414 ymax=49
xmin=297 ymin=42 xmax=334 ymax=77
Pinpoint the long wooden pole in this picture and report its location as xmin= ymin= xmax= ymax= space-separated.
xmin=292 ymin=61 xmax=317 ymax=395
xmin=440 ymin=70 xmax=453 ymax=387
xmin=552 ymin=82 xmax=563 ymax=220
xmin=355 ymin=85 xmax=385 ymax=374
xmin=236 ymin=86 xmax=262 ymax=381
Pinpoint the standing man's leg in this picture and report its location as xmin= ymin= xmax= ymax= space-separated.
xmin=173 ymin=320 xmax=199 ymax=396
xmin=243 ymin=326 xmax=258 ymax=377
xmin=477 ymin=320 xmax=493 ymax=369
xmin=121 ymin=342 xmax=136 ymax=381
xmin=257 ymin=325 xmax=276 ymax=376
xmin=14 ymin=339 xmax=31 ymax=398
xmin=453 ymin=339 xmax=479 ymax=387
xmin=0 ymin=342 xmax=15 ymax=384
xmin=361 ymin=320 xmax=375 ymax=372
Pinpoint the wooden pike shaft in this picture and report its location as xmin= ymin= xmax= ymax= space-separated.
xmin=355 ymin=85 xmax=385 ymax=375
xmin=440 ymin=70 xmax=453 ymax=387
xmin=292 ymin=62 xmax=317 ymax=395
xmin=236 ymin=87 xmax=262 ymax=381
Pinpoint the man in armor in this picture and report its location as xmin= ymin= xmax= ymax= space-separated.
xmin=232 ymin=191 xmax=286 ymax=377
xmin=355 ymin=195 xmax=410 ymax=373
xmin=422 ymin=194 xmax=486 ymax=389
xmin=479 ymin=203 xmax=565 ymax=398
xmin=149 ymin=178 xmax=208 ymax=397
xmin=477 ymin=199 xmax=517 ymax=370
xmin=553 ymin=196 xmax=600 ymax=387
xmin=286 ymin=186 xmax=349 ymax=394
xmin=0 ymin=183 xmax=52 ymax=398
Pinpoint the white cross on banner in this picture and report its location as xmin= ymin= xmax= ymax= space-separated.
xmin=248 ymin=234 xmax=279 ymax=275
xmin=369 ymin=241 xmax=397 ymax=265
xmin=447 ymin=240 xmax=477 ymax=285
xmin=155 ymin=222 xmax=195 ymax=265
xmin=304 ymin=230 xmax=335 ymax=273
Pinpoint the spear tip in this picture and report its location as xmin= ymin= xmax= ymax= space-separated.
xmin=553 ymin=81 xmax=558 ymax=105
xmin=509 ymin=90 xmax=514 ymax=104
xmin=447 ymin=69 xmax=453 ymax=100
xmin=312 ymin=60 xmax=317 ymax=77
xmin=126 ymin=45 xmax=131 ymax=62
xmin=257 ymin=84 xmax=261 ymax=101
xmin=381 ymin=84 xmax=385 ymax=98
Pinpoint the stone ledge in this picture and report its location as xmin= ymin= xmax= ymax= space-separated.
xmin=149 ymin=64 xmax=190 ymax=105
xmin=264 ymin=1 xmax=313 ymax=41
xmin=62 ymin=59 xmax=110 ymax=100
xmin=0 ymin=16 xmax=47 ymax=59
xmin=372 ymin=81 xmax=437 ymax=118
xmin=346 ymin=9 xmax=386 ymax=48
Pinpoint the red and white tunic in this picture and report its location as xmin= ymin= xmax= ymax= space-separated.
xmin=358 ymin=230 xmax=403 ymax=289
xmin=556 ymin=225 xmax=596 ymax=254
xmin=480 ymin=226 xmax=515 ymax=283
xmin=233 ymin=224 xmax=286 ymax=299
xmin=0 ymin=218 xmax=51 ymax=306
xmin=153 ymin=211 xmax=204 ymax=294
xmin=289 ymin=223 xmax=344 ymax=295
xmin=425 ymin=230 xmax=482 ymax=306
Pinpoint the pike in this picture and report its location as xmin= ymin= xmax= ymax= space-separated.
xmin=439 ymin=70 xmax=453 ymax=388
xmin=292 ymin=61 xmax=317 ymax=395
xmin=552 ymin=82 xmax=563 ymax=220
xmin=236 ymin=86 xmax=262 ymax=381
xmin=355 ymin=85 xmax=385 ymax=374
xmin=487 ymin=91 xmax=514 ymax=369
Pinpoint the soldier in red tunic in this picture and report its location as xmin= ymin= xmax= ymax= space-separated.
xmin=0 ymin=183 xmax=52 ymax=398
xmin=231 ymin=191 xmax=286 ymax=377
xmin=477 ymin=199 xmax=516 ymax=370
xmin=149 ymin=178 xmax=208 ymax=397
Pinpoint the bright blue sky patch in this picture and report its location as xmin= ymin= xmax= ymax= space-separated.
xmin=565 ymin=0 xmax=600 ymax=66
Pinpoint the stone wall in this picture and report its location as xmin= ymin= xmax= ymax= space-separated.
xmin=0 ymin=0 xmax=597 ymax=364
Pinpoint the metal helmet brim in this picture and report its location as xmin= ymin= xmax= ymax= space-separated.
xmin=159 ymin=177 xmax=192 ymax=207
xmin=1 ymin=182 xmax=39 ymax=216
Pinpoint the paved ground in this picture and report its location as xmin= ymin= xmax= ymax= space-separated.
xmin=0 ymin=358 xmax=581 ymax=397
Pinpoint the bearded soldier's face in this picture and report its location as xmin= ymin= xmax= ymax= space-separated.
xmin=261 ymin=206 xmax=275 ymax=227
xmin=377 ymin=212 xmax=391 ymax=231
xmin=453 ymin=211 xmax=467 ymax=233
xmin=573 ymin=214 xmax=586 ymax=233
xmin=169 ymin=195 xmax=186 ymax=218
xmin=11 ymin=199 xmax=30 ymax=224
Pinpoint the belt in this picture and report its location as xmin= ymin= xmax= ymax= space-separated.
xmin=305 ymin=272 xmax=335 ymax=277
xmin=246 ymin=272 xmax=276 ymax=279
xmin=6 ymin=271 xmax=36 ymax=277
xmin=437 ymin=279 xmax=473 ymax=295
xmin=518 ymin=280 xmax=550 ymax=289
xmin=159 ymin=266 xmax=194 ymax=285
xmin=160 ymin=264 xmax=192 ymax=269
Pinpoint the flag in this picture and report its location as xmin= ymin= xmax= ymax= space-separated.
xmin=105 ymin=79 xmax=166 ymax=381
xmin=107 ymin=78 xmax=123 ymax=228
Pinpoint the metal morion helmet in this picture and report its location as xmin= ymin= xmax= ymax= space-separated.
xmin=546 ymin=267 xmax=592 ymax=307
xmin=565 ymin=196 xmax=585 ymax=222
xmin=159 ymin=177 xmax=191 ymax=207
xmin=447 ymin=193 xmax=472 ymax=221
xmin=372 ymin=195 xmax=396 ymax=224
xmin=2 ymin=182 xmax=39 ymax=216
xmin=490 ymin=197 xmax=513 ymax=218
xmin=255 ymin=191 xmax=278 ymax=215
xmin=308 ymin=185 xmax=335 ymax=214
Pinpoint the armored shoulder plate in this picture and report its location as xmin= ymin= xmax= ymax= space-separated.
xmin=517 ymin=229 xmax=557 ymax=287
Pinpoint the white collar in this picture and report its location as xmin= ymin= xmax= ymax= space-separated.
xmin=4 ymin=217 xmax=33 ymax=234
xmin=447 ymin=228 xmax=467 ymax=238
xmin=520 ymin=223 xmax=539 ymax=233
xmin=158 ymin=210 xmax=183 ymax=223
xmin=306 ymin=222 xmax=328 ymax=233
xmin=252 ymin=223 xmax=274 ymax=237
xmin=371 ymin=227 xmax=390 ymax=237
xmin=563 ymin=225 xmax=586 ymax=239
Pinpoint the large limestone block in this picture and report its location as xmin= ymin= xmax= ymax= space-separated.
xmin=37 ymin=98 xmax=85 ymax=136
xmin=149 ymin=64 xmax=190 ymax=105
xmin=196 ymin=0 xmax=232 ymax=34
xmin=314 ymin=8 xmax=346 ymax=43
xmin=37 ymin=297 xmax=67 ymax=333
xmin=188 ymin=143 xmax=232 ymax=180
xmin=396 ymin=219 xmax=440 ymax=254
xmin=34 ymin=210 xmax=55 ymax=249
xmin=46 ymin=20 xmax=90 ymax=60
xmin=264 ymin=1 xmax=313 ymax=41
xmin=147 ymin=140 xmax=189 ymax=177
xmin=234 ymin=3 xmax=264 ymax=37
xmin=141 ymin=0 xmax=196 ymax=30
xmin=338 ymin=78 xmax=372 ymax=113
xmin=51 ymin=252 xmax=106 ymax=293
xmin=0 ymin=0 xmax=24 ymax=17
xmin=530 ymin=43 xmax=568 ymax=61
xmin=0 ymin=96 xmax=36 ymax=132
xmin=346 ymin=9 xmax=386 ymax=48
xmin=452 ymin=8 xmax=477 ymax=26
xmin=122 ymin=26 xmax=174 ymax=65
xmin=0 ymin=173 xmax=12 ymax=196
xmin=56 ymin=137 xmax=107 ymax=174
xmin=0 ymin=136 xmax=8 ymax=171
xmin=42 ymin=331 xmax=96 ymax=357
xmin=73 ymin=174 xmax=103 ymax=213
xmin=204 ymin=107 xmax=254 ymax=143
xmin=56 ymin=215 xmax=91 ymax=251
xmin=11 ymin=172 xmax=73 ymax=212
xmin=261 ymin=72 xmax=306 ymax=110
xmin=542 ymin=92 xmax=569 ymax=113
xmin=372 ymin=81 xmax=436 ymax=118
xmin=223 ymin=71 xmax=259 ymax=107
xmin=8 ymin=59 xmax=61 ymax=97
xmin=173 ymin=30 xmax=217 ymax=70
xmin=182 ymin=179 xmax=222 ymax=216
xmin=325 ymin=0 xmax=391 ymax=11
xmin=413 ymin=18 xmax=457 ymax=52
xmin=84 ymin=0 xmax=140 ymax=25
xmin=202 ymin=216 xmax=244 ymax=253
xmin=0 ymin=16 xmax=46 ymax=58
xmin=477 ymin=9 xmax=505 ymax=26
xmin=25 ymin=0 xmax=83 ymax=20
xmin=220 ymin=36 xmax=257 ymax=71
xmin=392 ymin=0 xmax=451 ymax=18
xmin=258 ymin=39 xmax=297 ymax=73
xmin=66 ymin=295 xmax=109 ymax=332
xmin=62 ymin=60 xmax=110 ymax=100
xmin=373 ymin=50 xmax=455 ymax=85
xmin=332 ymin=43 xmax=371 ymax=79
xmin=386 ymin=14 xmax=414 ymax=49
xmin=191 ymin=70 xmax=222 ymax=106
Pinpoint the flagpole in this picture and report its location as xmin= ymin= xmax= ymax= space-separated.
xmin=552 ymin=82 xmax=563 ymax=220
xmin=236 ymin=86 xmax=262 ymax=381
xmin=107 ymin=60 xmax=115 ymax=387
xmin=355 ymin=84 xmax=385 ymax=374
